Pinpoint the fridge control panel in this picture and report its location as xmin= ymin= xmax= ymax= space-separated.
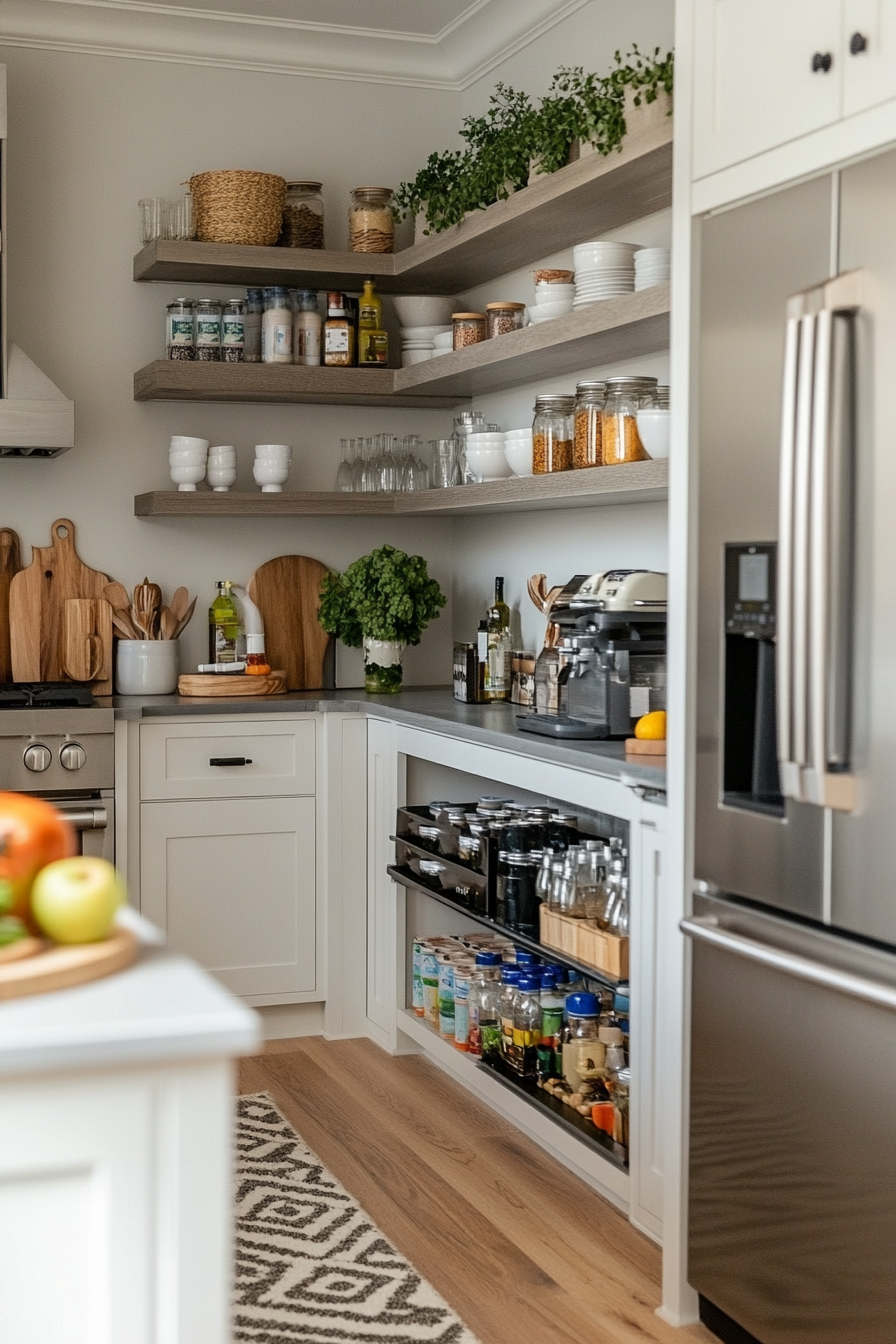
xmin=725 ymin=543 xmax=776 ymax=638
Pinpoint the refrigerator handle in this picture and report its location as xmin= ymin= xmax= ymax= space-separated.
xmin=807 ymin=306 xmax=833 ymax=804
xmin=681 ymin=916 xmax=896 ymax=1013
xmin=776 ymin=313 xmax=800 ymax=799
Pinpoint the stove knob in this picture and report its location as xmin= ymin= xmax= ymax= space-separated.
xmin=60 ymin=742 xmax=87 ymax=772
xmin=23 ymin=743 xmax=52 ymax=773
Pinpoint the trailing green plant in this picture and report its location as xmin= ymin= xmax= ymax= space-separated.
xmin=318 ymin=544 xmax=446 ymax=648
xmin=393 ymin=45 xmax=673 ymax=234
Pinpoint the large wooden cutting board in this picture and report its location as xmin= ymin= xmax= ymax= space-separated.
xmin=10 ymin=519 xmax=111 ymax=683
xmin=248 ymin=555 xmax=331 ymax=691
xmin=0 ymin=528 xmax=22 ymax=683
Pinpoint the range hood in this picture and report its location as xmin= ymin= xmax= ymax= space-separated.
xmin=0 ymin=66 xmax=74 ymax=458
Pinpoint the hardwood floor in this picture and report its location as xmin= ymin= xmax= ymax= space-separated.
xmin=238 ymin=1037 xmax=714 ymax=1344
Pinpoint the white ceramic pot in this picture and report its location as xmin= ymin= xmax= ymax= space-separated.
xmin=116 ymin=639 xmax=179 ymax=695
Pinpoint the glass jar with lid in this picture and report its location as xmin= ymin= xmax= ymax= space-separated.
xmin=348 ymin=187 xmax=394 ymax=253
xmin=261 ymin=286 xmax=293 ymax=364
xmin=601 ymin=376 xmax=656 ymax=465
xmin=452 ymin=313 xmax=487 ymax=350
xmin=281 ymin=181 xmax=324 ymax=249
xmin=166 ymin=298 xmax=195 ymax=361
xmin=221 ymin=298 xmax=245 ymax=363
xmin=563 ymin=991 xmax=605 ymax=1093
xmin=486 ymin=301 xmax=526 ymax=339
xmin=243 ymin=288 xmax=263 ymax=363
xmin=194 ymin=298 xmax=221 ymax=362
xmin=503 ymin=854 xmax=539 ymax=935
xmin=573 ymin=381 xmax=606 ymax=468
xmin=532 ymin=394 xmax=574 ymax=473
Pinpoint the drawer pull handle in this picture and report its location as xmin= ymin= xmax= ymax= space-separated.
xmin=209 ymin=756 xmax=253 ymax=767
xmin=850 ymin=31 xmax=868 ymax=54
xmin=811 ymin=51 xmax=833 ymax=73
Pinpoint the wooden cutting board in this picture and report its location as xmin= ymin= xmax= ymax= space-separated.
xmin=0 ymin=528 xmax=22 ymax=683
xmin=9 ymin=519 xmax=111 ymax=683
xmin=177 ymin=671 xmax=287 ymax=697
xmin=248 ymin=555 xmax=331 ymax=691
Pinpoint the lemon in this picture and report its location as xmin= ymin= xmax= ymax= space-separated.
xmin=635 ymin=710 xmax=666 ymax=741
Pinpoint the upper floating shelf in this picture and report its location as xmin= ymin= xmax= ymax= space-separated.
xmin=133 ymin=108 xmax=672 ymax=295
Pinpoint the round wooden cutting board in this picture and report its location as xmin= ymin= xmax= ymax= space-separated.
xmin=0 ymin=926 xmax=138 ymax=1001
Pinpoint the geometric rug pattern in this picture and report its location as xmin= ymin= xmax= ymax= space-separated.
xmin=234 ymin=1093 xmax=481 ymax=1344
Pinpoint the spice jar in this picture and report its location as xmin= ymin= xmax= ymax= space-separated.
xmin=486 ymin=301 xmax=526 ymax=339
xmin=348 ymin=186 xmax=394 ymax=254
xmin=166 ymin=298 xmax=195 ymax=361
xmin=194 ymin=298 xmax=221 ymax=362
xmin=261 ymin=286 xmax=293 ymax=364
xmin=532 ymin=394 xmax=574 ymax=473
xmin=601 ymin=377 xmax=656 ymax=464
xmin=281 ymin=181 xmax=324 ymax=249
xmin=243 ymin=288 xmax=263 ymax=363
xmin=452 ymin=313 xmax=487 ymax=350
xmin=221 ymin=298 xmax=245 ymax=363
xmin=573 ymin=381 xmax=606 ymax=468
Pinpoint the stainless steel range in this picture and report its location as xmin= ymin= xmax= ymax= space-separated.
xmin=0 ymin=682 xmax=114 ymax=861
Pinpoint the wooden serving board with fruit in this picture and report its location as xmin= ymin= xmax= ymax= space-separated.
xmin=0 ymin=926 xmax=138 ymax=1000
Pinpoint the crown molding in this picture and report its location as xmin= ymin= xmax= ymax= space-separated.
xmin=0 ymin=0 xmax=594 ymax=89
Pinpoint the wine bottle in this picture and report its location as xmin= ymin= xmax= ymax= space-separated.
xmin=485 ymin=576 xmax=512 ymax=702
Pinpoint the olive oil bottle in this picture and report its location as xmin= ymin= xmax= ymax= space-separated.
xmin=208 ymin=580 xmax=240 ymax=664
xmin=358 ymin=278 xmax=388 ymax=366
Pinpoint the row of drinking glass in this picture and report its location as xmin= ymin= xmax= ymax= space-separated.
xmin=335 ymin=434 xmax=467 ymax=492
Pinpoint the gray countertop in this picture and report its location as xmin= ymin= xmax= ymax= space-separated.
xmin=104 ymin=686 xmax=666 ymax=791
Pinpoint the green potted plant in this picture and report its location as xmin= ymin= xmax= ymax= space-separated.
xmin=318 ymin=545 xmax=446 ymax=694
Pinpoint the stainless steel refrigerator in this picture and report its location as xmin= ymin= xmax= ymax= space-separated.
xmin=685 ymin=148 xmax=896 ymax=1344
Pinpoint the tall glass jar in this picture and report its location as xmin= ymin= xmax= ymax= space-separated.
xmin=563 ymin=992 xmax=605 ymax=1092
xmin=573 ymin=381 xmax=606 ymax=468
xmin=261 ymin=286 xmax=293 ymax=364
xmin=601 ymin=377 xmax=656 ymax=464
xmin=348 ymin=187 xmax=394 ymax=253
xmin=221 ymin=298 xmax=245 ymax=363
xmin=166 ymin=298 xmax=195 ymax=361
xmin=281 ymin=181 xmax=324 ymax=249
xmin=293 ymin=290 xmax=321 ymax=367
xmin=194 ymin=298 xmax=221 ymax=361
xmin=532 ymin=394 xmax=574 ymax=473
xmin=243 ymin=288 xmax=263 ymax=363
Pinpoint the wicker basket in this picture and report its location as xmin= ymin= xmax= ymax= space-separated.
xmin=189 ymin=170 xmax=286 ymax=246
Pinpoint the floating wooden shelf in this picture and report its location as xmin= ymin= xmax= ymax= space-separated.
xmin=133 ymin=288 xmax=669 ymax=407
xmin=133 ymin=106 xmax=672 ymax=295
xmin=133 ymin=460 xmax=668 ymax=518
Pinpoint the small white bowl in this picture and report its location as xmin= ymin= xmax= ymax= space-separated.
xmin=253 ymin=459 xmax=290 ymax=492
xmin=504 ymin=440 xmax=533 ymax=476
xmin=208 ymin=443 xmax=236 ymax=455
xmin=402 ymin=348 xmax=433 ymax=366
xmin=503 ymin=428 xmax=534 ymax=441
xmin=465 ymin=444 xmax=513 ymax=481
xmin=529 ymin=298 xmax=574 ymax=319
xmin=170 ymin=461 xmax=206 ymax=491
xmin=635 ymin=408 xmax=670 ymax=459
xmin=535 ymin=283 xmax=575 ymax=299
xmin=392 ymin=295 xmax=457 ymax=327
xmin=254 ymin=443 xmax=292 ymax=458
xmin=169 ymin=448 xmax=209 ymax=463
xmin=466 ymin=432 xmax=506 ymax=447
xmin=207 ymin=462 xmax=237 ymax=491
xmin=170 ymin=435 xmax=209 ymax=454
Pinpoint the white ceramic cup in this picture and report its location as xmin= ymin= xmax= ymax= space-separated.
xmin=253 ymin=458 xmax=290 ymax=492
xmin=116 ymin=639 xmax=179 ymax=695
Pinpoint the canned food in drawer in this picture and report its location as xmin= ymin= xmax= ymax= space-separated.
xmin=140 ymin=719 xmax=315 ymax=799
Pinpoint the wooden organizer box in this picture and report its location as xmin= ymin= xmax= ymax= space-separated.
xmin=539 ymin=906 xmax=629 ymax=979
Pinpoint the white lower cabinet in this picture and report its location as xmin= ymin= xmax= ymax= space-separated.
xmin=629 ymin=805 xmax=667 ymax=1239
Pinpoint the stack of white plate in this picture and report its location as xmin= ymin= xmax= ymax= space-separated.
xmin=529 ymin=283 xmax=574 ymax=325
xmin=400 ymin=324 xmax=451 ymax=367
xmin=634 ymin=247 xmax=671 ymax=291
xmin=572 ymin=240 xmax=638 ymax=308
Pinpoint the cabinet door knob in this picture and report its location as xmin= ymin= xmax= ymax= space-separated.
xmin=850 ymin=31 xmax=868 ymax=54
xmin=209 ymin=756 xmax=253 ymax=766
xmin=812 ymin=51 xmax=833 ymax=72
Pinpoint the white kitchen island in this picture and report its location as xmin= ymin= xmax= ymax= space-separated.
xmin=0 ymin=913 xmax=260 ymax=1344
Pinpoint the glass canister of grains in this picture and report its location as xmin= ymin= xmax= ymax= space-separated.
xmin=349 ymin=187 xmax=394 ymax=253
xmin=166 ymin=298 xmax=195 ymax=360
xmin=601 ymin=376 xmax=656 ymax=464
xmin=194 ymin=298 xmax=222 ymax=361
xmin=452 ymin=313 xmax=487 ymax=350
xmin=486 ymin=301 xmax=526 ymax=339
xmin=221 ymin=298 xmax=245 ymax=362
xmin=280 ymin=181 xmax=324 ymax=249
xmin=243 ymin=288 xmax=263 ymax=363
xmin=261 ymin=286 xmax=294 ymax=364
xmin=532 ymin=393 xmax=574 ymax=473
xmin=573 ymin=380 xmax=606 ymax=468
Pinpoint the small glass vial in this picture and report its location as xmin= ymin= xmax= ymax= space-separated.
xmin=602 ymin=377 xmax=655 ymax=465
xmin=243 ymin=288 xmax=263 ymax=363
xmin=194 ymin=298 xmax=221 ymax=362
xmin=486 ymin=301 xmax=526 ymax=339
xmin=293 ymin=290 xmax=321 ymax=367
xmin=574 ymin=381 xmax=605 ymax=468
xmin=452 ymin=312 xmax=487 ymax=350
xmin=221 ymin=298 xmax=245 ymax=363
xmin=166 ymin=298 xmax=195 ymax=361
xmin=532 ymin=394 xmax=574 ymax=473
xmin=281 ymin=180 xmax=324 ymax=249
xmin=348 ymin=186 xmax=394 ymax=253
xmin=324 ymin=291 xmax=355 ymax=366
xmin=261 ymin=286 xmax=293 ymax=364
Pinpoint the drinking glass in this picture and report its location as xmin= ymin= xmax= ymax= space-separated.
xmin=377 ymin=433 xmax=399 ymax=492
xmin=430 ymin=439 xmax=461 ymax=487
xmin=336 ymin=438 xmax=354 ymax=492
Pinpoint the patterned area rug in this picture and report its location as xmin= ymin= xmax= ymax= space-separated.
xmin=235 ymin=1093 xmax=481 ymax=1344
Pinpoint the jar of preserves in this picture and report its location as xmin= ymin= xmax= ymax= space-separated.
xmin=486 ymin=301 xmax=526 ymax=339
xmin=194 ymin=298 xmax=222 ymax=361
xmin=532 ymin=393 xmax=574 ymax=473
xmin=601 ymin=377 xmax=656 ymax=464
xmin=281 ymin=181 xmax=324 ymax=249
xmin=221 ymin=298 xmax=245 ymax=363
xmin=166 ymin=298 xmax=195 ymax=361
xmin=243 ymin=288 xmax=263 ymax=363
xmin=348 ymin=186 xmax=394 ymax=253
xmin=452 ymin=313 xmax=487 ymax=350
xmin=573 ymin=381 xmax=606 ymax=468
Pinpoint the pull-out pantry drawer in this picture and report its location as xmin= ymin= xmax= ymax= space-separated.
xmin=140 ymin=719 xmax=315 ymax=800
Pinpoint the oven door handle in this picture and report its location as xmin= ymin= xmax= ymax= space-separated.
xmin=681 ymin=916 xmax=896 ymax=1013
xmin=51 ymin=803 xmax=108 ymax=830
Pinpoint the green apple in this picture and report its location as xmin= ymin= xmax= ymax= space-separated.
xmin=31 ymin=857 xmax=125 ymax=944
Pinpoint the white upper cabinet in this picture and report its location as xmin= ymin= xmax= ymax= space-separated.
xmin=692 ymin=0 xmax=843 ymax=178
xmin=843 ymin=0 xmax=896 ymax=115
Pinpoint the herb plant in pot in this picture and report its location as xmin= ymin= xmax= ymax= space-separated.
xmin=318 ymin=545 xmax=446 ymax=694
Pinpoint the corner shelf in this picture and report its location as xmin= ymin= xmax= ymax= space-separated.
xmin=133 ymin=460 xmax=668 ymax=518
xmin=132 ymin=362 xmax=460 ymax=408
xmin=133 ymin=106 xmax=671 ymax=295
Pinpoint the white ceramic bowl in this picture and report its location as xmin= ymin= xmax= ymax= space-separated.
xmin=399 ymin=324 xmax=452 ymax=341
xmin=169 ymin=448 xmax=209 ymax=463
xmin=573 ymin=241 xmax=639 ymax=265
xmin=465 ymin=443 xmax=513 ymax=481
xmin=392 ymin=295 xmax=458 ymax=327
xmin=635 ymin=247 xmax=671 ymax=261
xmin=400 ymin=340 xmax=435 ymax=350
xmin=534 ymin=283 xmax=576 ymax=299
xmin=170 ymin=461 xmax=206 ymax=491
xmin=635 ymin=408 xmax=670 ymax=459
xmin=466 ymin=432 xmax=506 ymax=447
xmin=169 ymin=435 xmax=209 ymax=454
xmin=253 ymin=459 xmax=290 ymax=492
xmin=529 ymin=299 xmax=574 ymax=320
xmin=207 ymin=462 xmax=237 ymax=491
xmin=432 ymin=332 xmax=454 ymax=350
xmin=254 ymin=443 xmax=292 ymax=458
xmin=402 ymin=348 xmax=433 ymax=366
xmin=503 ymin=428 xmax=533 ymax=441
xmin=503 ymin=440 xmax=533 ymax=476
xmin=208 ymin=443 xmax=236 ymax=455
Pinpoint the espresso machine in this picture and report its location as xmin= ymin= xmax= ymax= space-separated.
xmin=518 ymin=569 xmax=667 ymax=739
